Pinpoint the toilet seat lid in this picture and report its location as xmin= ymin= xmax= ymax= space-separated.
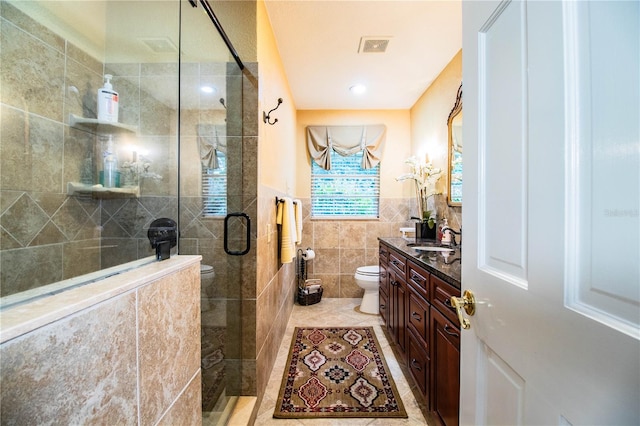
xmin=356 ymin=265 xmax=380 ymax=276
xmin=201 ymin=265 xmax=214 ymax=273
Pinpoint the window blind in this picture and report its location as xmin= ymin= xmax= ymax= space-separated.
xmin=202 ymin=152 xmax=227 ymax=217
xmin=311 ymin=151 xmax=379 ymax=219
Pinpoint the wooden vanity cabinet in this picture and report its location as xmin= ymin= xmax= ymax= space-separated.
xmin=379 ymin=241 xmax=461 ymax=426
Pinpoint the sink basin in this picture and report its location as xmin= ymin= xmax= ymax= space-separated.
xmin=412 ymin=246 xmax=456 ymax=252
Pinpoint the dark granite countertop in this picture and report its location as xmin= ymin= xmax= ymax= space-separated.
xmin=378 ymin=237 xmax=461 ymax=289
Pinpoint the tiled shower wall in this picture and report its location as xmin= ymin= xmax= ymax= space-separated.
xmin=0 ymin=2 xmax=177 ymax=297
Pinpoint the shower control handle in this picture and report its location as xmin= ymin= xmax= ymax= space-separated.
xmin=224 ymin=212 xmax=251 ymax=256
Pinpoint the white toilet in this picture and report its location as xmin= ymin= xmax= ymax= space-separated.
xmin=200 ymin=265 xmax=215 ymax=308
xmin=354 ymin=265 xmax=381 ymax=314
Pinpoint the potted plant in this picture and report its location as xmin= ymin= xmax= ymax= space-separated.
xmin=397 ymin=155 xmax=443 ymax=239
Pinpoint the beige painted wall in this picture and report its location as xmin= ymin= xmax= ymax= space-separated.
xmin=296 ymin=110 xmax=413 ymax=199
xmin=257 ymin=0 xmax=297 ymax=194
xmin=254 ymin=0 xmax=298 ymax=415
xmin=410 ymin=49 xmax=463 ymax=197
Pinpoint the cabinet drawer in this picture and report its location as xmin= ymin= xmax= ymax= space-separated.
xmin=388 ymin=250 xmax=406 ymax=280
xmin=407 ymin=333 xmax=430 ymax=396
xmin=408 ymin=292 xmax=429 ymax=346
xmin=430 ymin=275 xmax=461 ymax=326
xmin=407 ymin=260 xmax=429 ymax=300
xmin=379 ymin=244 xmax=389 ymax=263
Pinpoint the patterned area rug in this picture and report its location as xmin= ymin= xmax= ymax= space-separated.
xmin=273 ymin=326 xmax=407 ymax=419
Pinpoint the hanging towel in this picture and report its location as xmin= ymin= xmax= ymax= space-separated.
xmin=276 ymin=197 xmax=296 ymax=263
xmin=293 ymin=199 xmax=303 ymax=244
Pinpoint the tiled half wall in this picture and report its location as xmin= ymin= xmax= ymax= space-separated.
xmin=0 ymin=256 xmax=202 ymax=425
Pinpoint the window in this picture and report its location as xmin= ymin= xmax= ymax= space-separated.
xmin=311 ymin=150 xmax=379 ymax=219
xmin=202 ymin=152 xmax=227 ymax=217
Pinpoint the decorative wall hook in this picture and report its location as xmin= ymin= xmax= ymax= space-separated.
xmin=263 ymin=98 xmax=283 ymax=125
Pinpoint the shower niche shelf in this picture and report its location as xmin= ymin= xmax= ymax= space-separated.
xmin=69 ymin=114 xmax=138 ymax=135
xmin=67 ymin=182 xmax=140 ymax=199
xmin=67 ymin=114 xmax=140 ymax=199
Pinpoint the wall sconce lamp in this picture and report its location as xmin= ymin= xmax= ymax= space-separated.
xmin=263 ymin=98 xmax=283 ymax=125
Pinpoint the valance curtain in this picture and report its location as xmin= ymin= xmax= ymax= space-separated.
xmin=197 ymin=124 xmax=227 ymax=169
xmin=306 ymin=125 xmax=386 ymax=170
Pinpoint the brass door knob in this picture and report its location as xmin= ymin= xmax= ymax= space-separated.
xmin=450 ymin=289 xmax=476 ymax=330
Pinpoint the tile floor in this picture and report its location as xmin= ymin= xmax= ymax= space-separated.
xmin=253 ymin=298 xmax=429 ymax=425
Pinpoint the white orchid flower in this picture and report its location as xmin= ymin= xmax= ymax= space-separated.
xmin=397 ymin=155 xmax=443 ymax=225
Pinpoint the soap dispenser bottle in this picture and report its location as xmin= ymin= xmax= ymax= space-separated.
xmin=97 ymin=74 xmax=119 ymax=122
xmin=102 ymin=135 xmax=119 ymax=188
xmin=441 ymin=218 xmax=451 ymax=244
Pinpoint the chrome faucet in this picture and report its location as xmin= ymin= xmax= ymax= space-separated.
xmin=441 ymin=226 xmax=461 ymax=246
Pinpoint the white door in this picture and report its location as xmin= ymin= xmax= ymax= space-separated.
xmin=460 ymin=1 xmax=639 ymax=424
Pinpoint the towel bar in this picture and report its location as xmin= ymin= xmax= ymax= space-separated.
xmin=275 ymin=197 xmax=297 ymax=206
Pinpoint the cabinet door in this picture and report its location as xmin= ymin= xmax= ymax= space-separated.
xmin=387 ymin=268 xmax=398 ymax=338
xmin=388 ymin=269 xmax=407 ymax=353
xmin=430 ymin=306 xmax=460 ymax=426
xmin=379 ymin=286 xmax=389 ymax=325
xmin=395 ymin=276 xmax=407 ymax=353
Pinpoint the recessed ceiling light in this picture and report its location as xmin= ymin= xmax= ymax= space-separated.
xmin=200 ymin=85 xmax=215 ymax=94
xmin=350 ymin=84 xmax=366 ymax=95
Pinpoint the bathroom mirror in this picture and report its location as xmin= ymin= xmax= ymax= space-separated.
xmin=447 ymin=83 xmax=463 ymax=206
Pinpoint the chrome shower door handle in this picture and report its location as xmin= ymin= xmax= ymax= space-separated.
xmin=224 ymin=212 xmax=251 ymax=256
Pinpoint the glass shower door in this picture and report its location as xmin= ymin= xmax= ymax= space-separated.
xmin=178 ymin=1 xmax=245 ymax=421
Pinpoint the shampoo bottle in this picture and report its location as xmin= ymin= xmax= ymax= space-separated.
xmin=97 ymin=74 xmax=119 ymax=122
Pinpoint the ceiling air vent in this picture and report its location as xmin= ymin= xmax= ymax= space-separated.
xmin=140 ymin=37 xmax=178 ymax=54
xmin=358 ymin=37 xmax=391 ymax=53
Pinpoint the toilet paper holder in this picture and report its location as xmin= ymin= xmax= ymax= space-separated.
xmin=296 ymin=248 xmax=310 ymax=288
xmin=296 ymin=248 xmax=323 ymax=305
xmin=301 ymin=248 xmax=315 ymax=260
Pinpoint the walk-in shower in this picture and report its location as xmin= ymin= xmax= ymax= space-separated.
xmin=0 ymin=0 xmax=246 ymax=421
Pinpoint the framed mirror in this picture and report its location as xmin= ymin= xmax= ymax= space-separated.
xmin=447 ymin=83 xmax=463 ymax=206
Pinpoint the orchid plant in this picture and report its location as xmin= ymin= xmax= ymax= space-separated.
xmin=396 ymin=155 xmax=443 ymax=229
xmin=121 ymin=154 xmax=162 ymax=186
